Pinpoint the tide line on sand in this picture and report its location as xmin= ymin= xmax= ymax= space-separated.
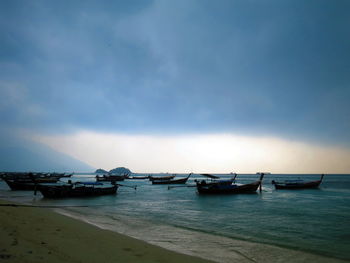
xmin=0 ymin=199 xmax=347 ymax=263
xmin=59 ymin=207 xmax=348 ymax=263
xmin=0 ymin=199 xmax=213 ymax=263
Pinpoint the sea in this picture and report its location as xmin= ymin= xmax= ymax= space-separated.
xmin=1 ymin=173 xmax=349 ymax=262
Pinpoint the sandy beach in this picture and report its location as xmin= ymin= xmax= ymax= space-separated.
xmin=1 ymin=197 xmax=348 ymax=263
xmin=0 ymin=199 xmax=213 ymax=263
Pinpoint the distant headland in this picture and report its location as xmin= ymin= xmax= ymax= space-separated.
xmin=95 ymin=167 xmax=132 ymax=175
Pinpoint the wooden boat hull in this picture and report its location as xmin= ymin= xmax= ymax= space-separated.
xmin=149 ymin=175 xmax=175 ymax=181
xmin=127 ymin=176 xmax=149 ymax=180
xmin=195 ymin=179 xmax=234 ymax=187
xmin=1 ymin=172 xmax=71 ymax=180
xmin=4 ymin=179 xmax=37 ymax=190
xmin=4 ymin=178 xmax=59 ymax=191
xmin=152 ymin=177 xmax=189 ymax=185
xmin=272 ymin=175 xmax=324 ymax=190
xmin=96 ymin=175 xmax=125 ymax=182
xmin=49 ymin=173 xmax=73 ymax=178
xmin=196 ymin=180 xmax=261 ymax=194
xmin=152 ymin=174 xmax=191 ymax=185
xmin=38 ymin=184 xmax=118 ymax=198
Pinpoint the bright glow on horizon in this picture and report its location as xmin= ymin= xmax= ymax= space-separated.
xmin=32 ymin=131 xmax=350 ymax=173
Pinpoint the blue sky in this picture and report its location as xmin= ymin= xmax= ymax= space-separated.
xmin=1 ymin=0 xmax=349 ymax=172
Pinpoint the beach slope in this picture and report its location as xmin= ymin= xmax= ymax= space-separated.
xmin=0 ymin=200 xmax=213 ymax=263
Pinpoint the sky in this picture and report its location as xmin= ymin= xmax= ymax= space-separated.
xmin=1 ymin=0 xmax=350 ymax=173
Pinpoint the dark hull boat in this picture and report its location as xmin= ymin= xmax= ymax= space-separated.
xmin=196 ymin=173 xmax=264 ymax=194
xmin=48 ymin=172 xmax=73 ymax=178
xmin=1 ymin=172 xmax=72 ymax=180
xmin=127 ymin=176 xmax=149 ymax=180
xmin=152 ymin=174 xmax=191 ymax=185
xmin=38 ymin=182 xmax=118 ymax=198
xmin=198 ymin=173 xmax=237 ymax=184
xmin=96 ymin=174 xmax=125 ymax=182
xmin=4 ymin=179 xmax=38 ymax=190
xmin=272 ymin=174 xmax=324 ymax=190
xmin=1 ymin=172 xmax=71 ymax=191
xmin=3 ymin=177 xmax=59 ymax=191
xmin=149 ymin=175 xmax=176 ymax=181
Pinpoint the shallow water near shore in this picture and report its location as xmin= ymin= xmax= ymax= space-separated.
xmin=1 ymin=174 xmax=350 ymax=262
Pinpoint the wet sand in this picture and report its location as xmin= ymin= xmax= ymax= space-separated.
xmin=1 ymin=199 xmax=347 ymax=263
xmin=0 ymin=200 xmax=213 ymax=263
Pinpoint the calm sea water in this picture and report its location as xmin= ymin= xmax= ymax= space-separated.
xmin=1 ymin=173 xmax=349 ymax=262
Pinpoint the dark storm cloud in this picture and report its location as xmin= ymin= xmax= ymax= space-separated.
xmin=0 ymin=0 xmax=349 ymax=144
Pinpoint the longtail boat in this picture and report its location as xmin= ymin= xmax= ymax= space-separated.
xmin=271 ymin=174 xmax=324 ymax=190
xmin=127 ymin=176 xmax=150 ymax=180
xmin=38 ymin=182 xmax=118 ymax=198
xmin=152 ymin=174 xmax=191 ymax=185
xmin=96 ymin=174 xmax=126 ymax=182
xmin=196 ymin=173 xmax=237 ymax=186
xmin=48 ymin=172 xmax=73 ymax=178
xmin=149 ymin=174 xmax=176 ymax=181
xmin=3 ymin=176 xmax=59 ymax=191
xmin=195 ymin=173 xmax=264 ymax=194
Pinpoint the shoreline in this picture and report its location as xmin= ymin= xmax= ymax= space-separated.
xmin=0 ymin=195 xmax=348 ymax=263
xmin=55 ymin=205 xmax=348 ymax=263
xmin=0 ymin=190 xmax=349 ymax=263
xmin=0 ymin=199 xmax=214 ymax=263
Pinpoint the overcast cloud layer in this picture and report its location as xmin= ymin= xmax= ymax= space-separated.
xmin=1 ymin=0 xmax=350 ymax=145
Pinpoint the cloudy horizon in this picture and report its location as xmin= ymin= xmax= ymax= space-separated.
xmin=31 ymin=130 xmax=350 ymax=174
